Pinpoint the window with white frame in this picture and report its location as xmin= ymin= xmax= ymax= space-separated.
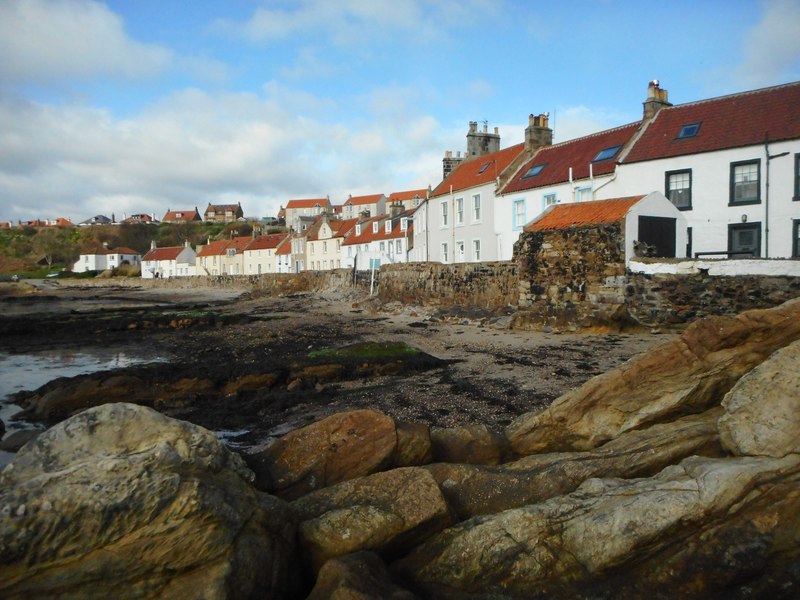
xmin=666 ymin=169 xmax=692 ymax=209
xmin=513 ymin=199 xmax=526 ymax=230
xmin=456 ymin=197 xmax=464 ymax=225
xmin=456 ymin=240 xmax=465 ymax=262
xmin=472 ymin=194 xmax=481 ymax=221
xmin=473 ymin=239 xmax=481 ymax=261
xmin=400 ymin=218 xmax=408 ymax=231
xmin=544 ymin=193 xmax=557 ymax=207
xmin=441 ymin=242 xmax=449 ymax=263
xmin=576 ymin=187 xmax=592 ymax=202
xmin=380 ymin=241 xmax=386 ymax=253
xmin=441 ymin=201 xmax=448 ymax=226
xmin=396 ymin=239 xmax=402 ymax=253
xmin=385 ymin=221 xmax=391 ymax=233
xmin=373 ymin=221 xmax=379 ymax=233
xmin=355 ymin=223 xmax=361 ymax=235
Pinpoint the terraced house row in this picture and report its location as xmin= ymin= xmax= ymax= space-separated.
xmin=131 ymin=80 xmax=800 ymax=278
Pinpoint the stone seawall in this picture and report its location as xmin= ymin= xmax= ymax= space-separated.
xmin=377 ymin=262 xmax=519 ymax=311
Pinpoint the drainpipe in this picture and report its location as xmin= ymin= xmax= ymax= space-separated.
xmin=589 ymin=163 xmax=594 ymax=199
xmin=569 ymin=167 xmax=574 ymax=202
xmin=593 ymin=172 xmax=617 ymax=195
xmin=450 ymin=185 xmax=455 ymax=264
xmin=764 ymin=132 xmax=789 ymax=259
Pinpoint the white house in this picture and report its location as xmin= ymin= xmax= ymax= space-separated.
xmin=141 ymin=242 xmax=196 ymax=278
xmin=341 ymin=194 xmax=387 ymax=220
xmin=283 ymin=198 xmax=331 ymax=232
xmin=421 ymin=142 xmax=527 ymax=264
xmin=305 ymin=216 xmax=358 ymax=271
xmin=342 ymin=210 xmax=414 ymax=270
xmin=242 ymin=233 xmax=291 ymax=275
xmin=73 ymin=246 xmax=141 ymax=273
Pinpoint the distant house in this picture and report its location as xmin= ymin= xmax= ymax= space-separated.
xmin=141 ymin=242 xmax=196 ymax=278
xmin=73 ymin=246 xmax=141 ymax=273
xmin=305 ymin=216 xmax=359 ymax=271
xmin=275 ymin=235 xmax=292 ymax=273
xmin=79 ymin=215 xmax=113 ymax=227
xmin=162 ymin=207 xmax=202 ymax=224
xmin=120 ymin=213 xmax=158 ymax=225
xmin=195 ymin=236 xmax=251 ymax=275
xmin=204 ymin=202 xmax=244 ymax=223
xmin=341 ymin=193 xmax=387 ymax=220
xmin=342 ymin=209 xmax=415 ymax=270
xmin=387 ymin=188 xmax=429 ymax=212
xmin=21 ymin=217 xmax=74 ymax=228
xmin=284 ymin=198 xmax=331 ymax=232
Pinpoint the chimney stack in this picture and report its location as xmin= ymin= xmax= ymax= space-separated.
xmin=643 ymin=80 xmax=671 ymax=119
xmin=525 ymin=113 xmax=553 ymax=152
xmin=150 ymin=240 xmax=156 ymax=250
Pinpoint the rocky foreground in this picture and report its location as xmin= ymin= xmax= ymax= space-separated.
xmin=2 ymin=298 xmax=800 ymax=599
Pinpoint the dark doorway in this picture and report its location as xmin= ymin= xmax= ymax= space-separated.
xmin=638 ymin=216 xmax=677 ymax=258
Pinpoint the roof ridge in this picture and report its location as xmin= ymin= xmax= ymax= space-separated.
xmin=664 ymin=80 xmax=800 ymax=111
xmin=547 ymin=120 xmax=642 ymax=149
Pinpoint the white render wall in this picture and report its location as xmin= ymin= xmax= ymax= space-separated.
xmin=624 ymin=191 xmax=689 ymax=262
xmin=427 ymin=181 xmax=498 ymax=263
xmin=613 ymin=140 xmax=800 ymax=258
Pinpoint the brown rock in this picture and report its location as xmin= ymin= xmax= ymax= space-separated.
xmin=506 ymin=299 xmax=800 ymax=456
xmin=393 ymin=420 xmax=432 ymax=467
xmin=719 ymin=339 xmax=800 ymax=458
xmin=394 ymin=454 xmax=800 ymax=599
xmin=223 ymin=372 xmax=280 ymax=396
xmin=246 ymin=409 xmax=398 ymax=499
xmin=28 ymin=374 xmax=151 ymax=420
xmin=426 ymin=409 xmax=724 ymax=519
xmin=0 ymin=429 xmax=42 ymax=453
xmin=292 ymin=467 xmax=452 ymax=573
xmin=430 ymin=424 xmax=508 ymax=465
xmin=0 ymin=403 xmax=298 ymax=599
xmin=307 ymin=552 xmax=418 ymax=600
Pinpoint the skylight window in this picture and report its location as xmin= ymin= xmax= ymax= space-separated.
xmin=677 ymin=122 xmax=701 ymax=139
xmin=521 ymin=164 xmax=545 ymax=178
xmin=592 ymin=145 xmax=622 ymax=162
xmin=478 ymin=162 xmax=491 ymax=174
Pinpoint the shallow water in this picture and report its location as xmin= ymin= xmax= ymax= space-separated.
xmin=0 ymin=348 xmax=166 ymax=469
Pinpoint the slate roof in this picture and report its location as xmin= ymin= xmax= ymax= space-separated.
xmin=624 ymin=81 xmax=800 ymax=163
xmin=525 ymin=196 xmax=644 ymax=231
xmin=502 ymin=122 xmax=642 ymax=194
xmin=431 ymin=143 xmax=526 ymax=198
xmin=142 ymin=247 xmax=184 ymax=261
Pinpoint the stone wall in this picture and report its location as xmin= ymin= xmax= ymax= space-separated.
xmin=377 ymin=262 xmax=519 ymax=311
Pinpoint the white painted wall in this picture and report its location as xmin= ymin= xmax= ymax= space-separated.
xmin=624 ymin=191 xmax=689 ymax=262
xmin=427 ymin=181 xmax=498 ymax=263
xmin=614 ymin=140 xmax=800 ymax=258
xmin=630 ymin=258 xmax=800 ymax=277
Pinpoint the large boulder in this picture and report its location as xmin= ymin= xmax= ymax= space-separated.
xmin=426 ymin=409 xmax=723 ymax=519
xmin=506 ymin=299 xmax=800 ymax=456
xmin=292 ymin=467 xmax=452 ymax=574
xmin=307 ymin=551 xmax=418 ymax=600
xmin=244 ymin=409 xmax=398 ymax=499
xmin=394 ymin=454 xmax=800 ymax=599
xmin=429 ymin=424 xmax=508 ymax=466
xmin=0 ymin=403 xmax=298 ymax=600
xmin=719 ymin=340 xmax=800 ymax=458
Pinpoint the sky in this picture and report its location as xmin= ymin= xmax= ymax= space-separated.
xmin=1 ymin=0 xmax=799 ymax=224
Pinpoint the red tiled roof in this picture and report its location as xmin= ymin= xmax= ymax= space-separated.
xmin=525 ymin=196 xmax=644 ymax=232
xmin=276 ymin=237 xmax=292 ymax=255
xmin=245 ymin=233 xmax=290 ymax=251
xmin=502 ymin=123 xmax=642 ymax=194
xmin=162 ymin=209 xmax=200 ymax=222
xmin=196 ymin=240 xmax=231 ymax=257
xmin=342 ymin=211 xmax=414 ymax=246
xmin=388 ymin=189 xmax=428 ymax=202
xmin=343 ymin=194 xmax=384 ymax=206
xmin=142 ymin=247 xmax=184 ymax=261
xmin=112 ymin=247 xmax=139 ymax=255
xmin=624 ymin=82 xmax=800 ymax=163
xmin=285 ymin=198 xmax=330 ymax=209
xmin=431 ymin=143 xmax=526 ymax=198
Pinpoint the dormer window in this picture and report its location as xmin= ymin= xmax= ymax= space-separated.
xmin=677 ymin=122 xmax=701 ymax=139
xmin=372 ymin=222 xmax=379 ymax=234
xmin=356 ymin=224 xmax=362 ymax=235
xmin=522 ymin=163 xmax=546 ymax=178
xmin=400 ymin=218 xmax=408 ymax=232
xmin=592 ymin=145 xmax=622 ymax=162
xmin=385 ymin=221 xmax=391 ymax=234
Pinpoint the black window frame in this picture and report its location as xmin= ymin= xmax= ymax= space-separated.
xmin=665 ymin=168 xmax=692 ymax=210
xmin=794 ymin=153 xmax=800 ymax=201
xmin=522 ymin=163 xmax=546 ymax=179
xmin=729 ymin=159 xmax=761 ymax=206
xmin=592 ymin=144 xmax=622 ymax=162
xmin=677 ymin=122 xmax=701 ymax=139
xmin=793 ymin=220 xmax=800 ymax=258
xmin=728 ymin=222 xmax=761 ymax=258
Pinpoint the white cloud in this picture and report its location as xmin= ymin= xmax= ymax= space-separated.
xmin=550 ymin=106 xmax=637 ymax=142
xmin=731 ymin=0 xmax=800 ymax=88
xmin=0 ymin=84 xmax=451 ymax=223
xmin=0 ymin=0 xmax=172 ymax=83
